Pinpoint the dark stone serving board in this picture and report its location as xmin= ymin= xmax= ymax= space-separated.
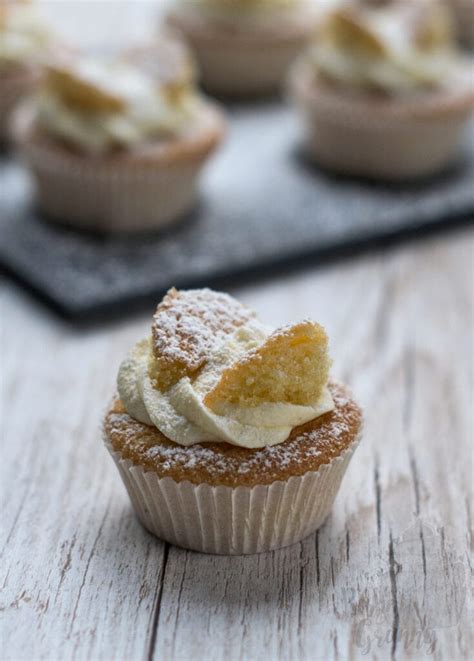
xmin=1 ymin=102 xmax=473 ymax=322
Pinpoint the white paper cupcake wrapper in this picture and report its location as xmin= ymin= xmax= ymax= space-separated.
xmin=289 ymin=62 xmax=474 ymax=180
xmin=12 ymin=105 xmax=224 ymax=232
xmin=20 ymin=144 xmax=203 ymax=232
xmin=167 ymin=9 xmax=315 ymax=95
xmin=190 ymin=40 xmax=307 ymax=96
xmin=104 ymin=432 xmax=360 ymax=555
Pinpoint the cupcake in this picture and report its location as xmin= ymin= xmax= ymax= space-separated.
xmin=166 ymin=0 xmax=318 ymax=96
xmin=289 ymin=0 xmax=474 ymax=180
xmin=103 ymin=288 xmax=363 ymax=555
xmin=0 ymin=0 xmax=56 ymax=142
xmin=12 ymin=47 xmax=225 ymax=232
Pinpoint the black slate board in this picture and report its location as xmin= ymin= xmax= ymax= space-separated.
xmin=1 ymin=102 xmax=473 ymax=321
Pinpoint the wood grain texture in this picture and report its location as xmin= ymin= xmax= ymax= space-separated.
xmin=1 ymin=229 xmax=472 ymax=661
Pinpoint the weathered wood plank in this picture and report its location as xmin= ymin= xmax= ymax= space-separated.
xmin=1 ymin=299 xmax=164 ymax=661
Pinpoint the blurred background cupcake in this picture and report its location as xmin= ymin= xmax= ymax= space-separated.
xmin=166 ymin=0 xmax=319 ymax=97
xmin=289 ymin=0 xmax=474 ymax=180
xmin=12 ymin=41 xmax=225 ymax=232
xmin=0 ymin=0 xmax=58 ymax=143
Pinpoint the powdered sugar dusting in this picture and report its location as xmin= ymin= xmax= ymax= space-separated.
xmin=152 ymin=287 xmax=255 ymax=370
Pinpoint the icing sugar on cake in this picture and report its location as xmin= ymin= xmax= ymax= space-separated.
xmin=151 ymin=287 xmax=256 ymax=391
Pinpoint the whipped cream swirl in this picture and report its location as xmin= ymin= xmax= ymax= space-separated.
xmin=36 ymin=58 xmax=199 ymax=154
xmin=311 ymin=2 xmax=457 ymax=95
xmin=0 ymin=4 xmax=53 ymax=69
xmin=118 ymin=322 xmax=334 ymax=449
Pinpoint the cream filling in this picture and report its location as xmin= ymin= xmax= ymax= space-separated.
xmin=312 ymin=7 xmax=457 ymax=95
xmin=0 ymin=6 xmax=52 ymax=67
xmin=35 ymin=60 xmax=199 ymax=153
xmin=36 ymin=92 xmax=197 ymax=153
xmin=312 ymin=43 xmax=455 ymax=94
xmin=117 ymin=323 xmax=335 ymax=449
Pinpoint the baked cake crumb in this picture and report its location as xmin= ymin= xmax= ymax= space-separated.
xmin=151 ymin=288 xmax=255 ymax=391
xmin=204 ymin=320 xmax=331 ymax=410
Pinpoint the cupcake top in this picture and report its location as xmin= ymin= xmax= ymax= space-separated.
xmin=0 ymin=0 xmax=53 ymax=72
xmin=32 ymin=49 xmax=203 ymax=154
xmin=310 ymin=0 xmax=460 ymax=95
xmin=117 ymin=288 xmax=335 ymax=449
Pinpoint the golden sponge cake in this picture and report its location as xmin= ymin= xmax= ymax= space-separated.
xmin=204 ymin=320 xmax=331 ymax=410
xmin=151 ymin=287 xmax=255 ymax=391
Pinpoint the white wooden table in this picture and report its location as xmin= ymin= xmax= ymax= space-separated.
xmin=1 ymin=229 xmax=472 ymax=661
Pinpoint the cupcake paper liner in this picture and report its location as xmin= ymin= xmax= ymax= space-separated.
xmin=289 ymin=62 xmax=474 ymax=180
xmin=12 ymin=105 xmax=224 ymax=232
xmin=167 ymin=9 xmax=315 ymax=96
xmin=104 ymin=432 xmax=361 ymax=555
xmin=188 ymin=40 xmax=308 ymax=96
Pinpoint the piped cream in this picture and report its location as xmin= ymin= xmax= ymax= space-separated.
xmin=118 ymin=319 xmax=335 ymax=449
